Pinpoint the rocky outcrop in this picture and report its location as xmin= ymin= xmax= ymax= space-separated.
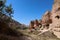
xmin=29 ymin=11 xmax=52 ymax=31
xmin=42 ymin=11 xmax=52 ymax=25
xmin=29 ymin=0 xmax=60 ymax=39
xmin=29 ymin=19 xmax=42 ymax=31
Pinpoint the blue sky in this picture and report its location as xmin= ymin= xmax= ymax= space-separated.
xmin=6 ymin=0 xmax=54 ymax=25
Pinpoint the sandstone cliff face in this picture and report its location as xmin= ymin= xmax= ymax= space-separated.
xmin=49 ymin=0 xmax=60 ymax=38
xmin=29 ymin=0 xmax=60 ymax=39
xmin=29 ymin=11 xmax=52 ymax=31
xmin=29 ymin=19 xmax=42 ymax=32
xmin=41 ymin=11 xmax=52 ymax=28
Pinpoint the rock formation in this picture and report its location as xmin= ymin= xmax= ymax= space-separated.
xmin=29 ymin=19 xmax=42 ymax=32
xmin=1 ymin=0 xmax=60 ymax=40
xmin=49 ymin=0 xmax=60 ymax=38
xmin=29 ymin=0 xmax=60 ymax=38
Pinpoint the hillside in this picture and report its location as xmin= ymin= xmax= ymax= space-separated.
xmin=0 ymin=10 xmax=60 ymax=40
xmin=0 ymin=0 xmax=60 ymax=40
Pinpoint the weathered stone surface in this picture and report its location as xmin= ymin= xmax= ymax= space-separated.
xmin=29 ymin=0 xmax=60 ymax=38
xmin=29 ymin=19 xmax=42 ymax=31
xmin=42 ymin=11 xmax=52 ymax=24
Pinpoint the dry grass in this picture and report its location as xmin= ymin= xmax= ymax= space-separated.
xmin=17 ymin=29 xmax=60 ymax=40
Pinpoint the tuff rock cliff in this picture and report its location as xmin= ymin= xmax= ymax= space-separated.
xmin=29 ymin=0 xmax=60 ymax=38
xmin=0 ymin=0 xmax=60 ymax=40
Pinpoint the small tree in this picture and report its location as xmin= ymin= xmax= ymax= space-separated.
xmin=0 ymin=0 xmax=13 ymax=23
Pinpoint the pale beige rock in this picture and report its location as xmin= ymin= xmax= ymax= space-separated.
xmin=29 ymin=0 xmax=60 ymax=38
xmin=49 ymin=0 xmax=60 ymax=38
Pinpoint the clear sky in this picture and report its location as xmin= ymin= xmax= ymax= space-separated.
xmin=6 ymin=0 xmax=54 ymax=25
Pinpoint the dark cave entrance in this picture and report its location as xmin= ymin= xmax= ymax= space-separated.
xmin=55 ymin=15 xmax=60 ymax=19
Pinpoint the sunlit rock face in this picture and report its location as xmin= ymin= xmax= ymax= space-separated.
xmin=29 ymin=0 xmax=60 ymax=38
xmin=51 ymin=0 xmax=60 ymax=25
xmin=41 ymin=11 xmax=52 ymax=27
xmin=49 ymin=0 xmax=60 ymax=38
xmin=29 ymin=21 xmax=34 ymax=30
xmin=34 ymin=19 xmax=39 ymax=27
xmin=40 ymin=0 xmax=60 ymax=38
xmin=29 ymin=19 xmax=42 ymax=31
xmin=29 ymin=11 xmax=52 ymax=30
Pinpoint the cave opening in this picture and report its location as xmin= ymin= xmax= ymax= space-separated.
xmin=55 ymin=15 xmax=60 ymax=19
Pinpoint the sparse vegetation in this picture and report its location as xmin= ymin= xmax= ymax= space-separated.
xmin=0 ymin=0 xmax=60 ymax=40
xmin=0 ymin=0 xmax=13 ymax=23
